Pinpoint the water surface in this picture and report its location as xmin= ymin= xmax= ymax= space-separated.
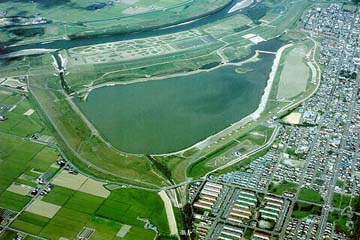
xmin=77 ymin=53 xmax=275 ymax=154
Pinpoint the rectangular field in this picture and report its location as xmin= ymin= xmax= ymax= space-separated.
xmin=0 ymin=134 xmax=59 ymax=211
xmin=276 ymin=45 xmax=310 ymax=100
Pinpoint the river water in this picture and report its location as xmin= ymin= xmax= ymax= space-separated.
xmin=1 ymin=0 xmax=262 ymax=55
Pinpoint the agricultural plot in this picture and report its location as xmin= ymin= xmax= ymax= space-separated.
xmin=52 ymin=171 xmax=110 ymax=198
xmin=0 ymin=90 xmax=45 ymax=137
xmin=12 ymin=186 xmax=168 ymax=239
xmin=26 ymin=199 xmax=61 ymax=218
xmin=0 ymin=134 xmax=60 ymax=212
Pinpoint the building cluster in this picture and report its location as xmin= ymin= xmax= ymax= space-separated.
xmin=191 ymin=181 xmax=290 ymax=239
xmin=0 ymin=16 xmax=48 ymax=27
xmin=285 ymin=217 xmax=346 ymax=240
xmin=193 ymin=182 xmax=224 ymax=211
xmin=227 ymin=190 xmax=257 ymax=222
xmin=219 ymin=151 xmax=278 ymax=192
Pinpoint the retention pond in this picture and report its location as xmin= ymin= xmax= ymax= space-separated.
xmin=77 ymin=52 xmax=277 ymax=154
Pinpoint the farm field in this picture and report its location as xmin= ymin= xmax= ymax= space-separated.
xmin=0 ymin=90 xmax=46 ymax=138
xmin=0 ymin=134 xmax=60 ymax=211
xmin=11 ymin=186 xmax=169 ymax=239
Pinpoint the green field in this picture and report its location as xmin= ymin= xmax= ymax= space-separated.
xmin=298 ymin=188 xmax=324 ymax=204
xmin=292 ymin=202 xmax=322 ymax=220
xmin=12 ymin=187 xmax=169 ymax=239
xmin=342 ymin=3 xmax=358 ymax=13
xmin=328 ymin=211 xmax=351 ymax=235
xmin=0 ymin=91 xmax=45 ymax=137
xmin=186 ymin=125 xmax=274 ymax=178
xmin=268 ymin=181 xmax=298 ymax=195
xmin=332 ymin=193 xmax=352 ymax=209
xmin=0 ymin=134 xmax=59 ymax=211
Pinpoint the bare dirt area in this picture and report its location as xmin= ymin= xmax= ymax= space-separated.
xmin=52 ymin=171 xmax=87 ymax=190
xmin=7 ymin=183 xmax=32 ymax=196
xmin=159 ymin=190 xmax=178 ymax=236
xmin=282 ymin=112 xmax=302 ymax=125
xmin=277 ymin=46 xmax=310 ymax=100
xmin=52 ymin=171 xmax=110 ymax=197
xmin=79 ymin=178 xmax=110 ymax=198
xmin=26 ymin=198 xmax=61 ymax=218
xmin=122 ymin=6 xmax=163 ymax=15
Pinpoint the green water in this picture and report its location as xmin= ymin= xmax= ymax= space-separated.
xmin=77 ymin=53 xmax=275 ymax=154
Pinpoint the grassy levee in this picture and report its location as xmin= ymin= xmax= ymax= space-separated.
xmin=26 ymin=56 xmax=166 ymax=188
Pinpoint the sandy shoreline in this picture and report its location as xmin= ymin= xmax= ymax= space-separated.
xmin=0 ymin=48 xmax=58 ymax=59
xmin=228 ymin=0 xmax=254 ymax=13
